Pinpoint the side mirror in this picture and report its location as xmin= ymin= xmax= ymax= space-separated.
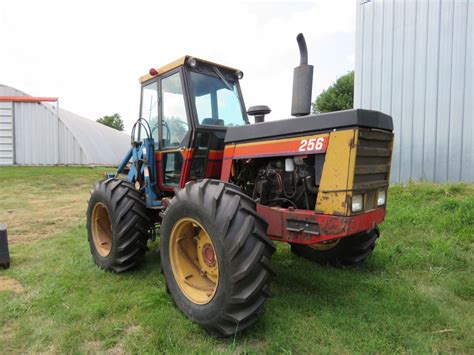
xmin=247 ymin=105 xmax=271 ymax=123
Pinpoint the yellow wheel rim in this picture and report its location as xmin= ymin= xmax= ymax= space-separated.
xmin=169 ymin=218 xmax=219 ymax=305
xmin=309 ymin=238 xmax=341 ymax=251
xmin=91 ymin=202 xmax=113 ymax=257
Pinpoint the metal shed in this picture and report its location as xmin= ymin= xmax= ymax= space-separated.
xmin=354 ymin=0 xmax=473 ymax=183
xmin=0 ymin=84 xmax=130 ymax=166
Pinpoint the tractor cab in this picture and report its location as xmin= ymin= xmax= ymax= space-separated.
xmin=137 ymin=56 xmax=248 ymax=193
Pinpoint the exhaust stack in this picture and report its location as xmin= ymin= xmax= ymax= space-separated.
xmin=291 ymin=33 xmax=314 ymax=117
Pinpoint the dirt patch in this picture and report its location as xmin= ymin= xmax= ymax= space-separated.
xmin=0 ymin=323 xmax=15 ymax=345
xmin=124 ymin=325 xmax=141 ymax=335
xmin=0 ymin=276 xmax=24 ymax=293
xmin=83 ymin=325 xmax=141 ymax=354
xmin=106 ymin=344 xmax=125 ymax=355
xmin=0 ymin=188 xmax=90 ymax=245
xmin=84 ymin=341 xmax=103 ymax=353
xmin=0 ymin=167 xmax=108 ymax=245
xmin=106 ymin=325 xmax=141 ymax=354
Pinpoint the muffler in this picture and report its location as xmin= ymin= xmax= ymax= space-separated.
xmin=291 ymin=33 xmax=314 ymax=117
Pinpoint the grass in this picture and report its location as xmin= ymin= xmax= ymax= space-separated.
xmin=0 ymin=166 xmax=473 ymax=353
xmin=0 ymin=166 xmax=103 ymax=245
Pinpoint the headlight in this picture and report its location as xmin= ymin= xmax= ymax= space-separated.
xmin=352 ymin=194 xmax=363 ymax=212
xmin=377 ymin=189 xmax=386 ymax=206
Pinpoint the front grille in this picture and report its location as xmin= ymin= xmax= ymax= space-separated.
xmin=354 ymin=129 xmax=393 ymax=192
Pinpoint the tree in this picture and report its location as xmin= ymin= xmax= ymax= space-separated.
xmin=96 ymin=113 xmax=124 ymax=131
xmin=312 ymin=71 xmax=354 ymax=114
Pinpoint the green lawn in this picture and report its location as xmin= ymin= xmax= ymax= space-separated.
xmin=0 ymin=167 xmax=473 ymax=353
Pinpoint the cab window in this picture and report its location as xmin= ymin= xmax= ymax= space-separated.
xmin=190 ymin=71 xmax=246 ymax=127
xmin=140 ymin=82 xmax=158 ymax=141
xmin=161 ymin=72 xmax=189 ymax=147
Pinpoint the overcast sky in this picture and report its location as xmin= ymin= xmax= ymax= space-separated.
xmin=0 ymin=0 xmax=356 ymax=131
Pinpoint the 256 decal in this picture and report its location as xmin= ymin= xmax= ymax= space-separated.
xmin=227 ymin=134 xmax=329 ymax=159
xmin=298 ymin=137 xmax=327 ymax=152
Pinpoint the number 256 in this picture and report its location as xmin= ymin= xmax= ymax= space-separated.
xmin=298 ymin=137 xmax=325 ymax=152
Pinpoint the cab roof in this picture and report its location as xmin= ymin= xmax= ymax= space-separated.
xmin=139 ymin=55 xmax=241 ymax=84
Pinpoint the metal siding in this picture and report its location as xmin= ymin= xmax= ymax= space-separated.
xmin=411 ymin=0 xmax=429 ymax=181
xmin=423 ymin=0 xmax=442 ymax=181
xmin=2 ymin=84 xmax=129 ymax=165
xmin=400 ymin=0 xmax=416 ymax=183
xmin=58 ymin=120 xmax=84 ymax=164
xmin=361 ymin=1 xmax=374 ymax=109
xmin=380 ymin=1 xmax=395 ymax=120
xmin=390 ymin=0 xmax=405 ymax=182
xmin=14 ymin=102 xmax=59 ymax=165
xmin=448 ymin=0 xmax=469 ymax=181
xmin=58 ymin=108 xmax=130 ymax=165
xmin=435 ymin=0 xmax=454 ymax=182
xmin=371 ymin=1 xmax=385 ymax=111
xmin=355 ymin=0 xmax=473 ymax=183
xmin=462 ymin=0 xmax=474 ymax=182
xmin=0 ymin=102 xmax=13 ymax=165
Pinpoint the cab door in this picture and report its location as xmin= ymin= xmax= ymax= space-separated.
xmin=158 ymin=69 xmax=192 ymax=190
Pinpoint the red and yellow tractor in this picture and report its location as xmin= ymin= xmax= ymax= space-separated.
xmin=86 ymin=34 xmax=393 ymax=337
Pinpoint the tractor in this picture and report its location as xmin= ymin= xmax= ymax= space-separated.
xmin=86 ymin=34 xmax=394 ymax=337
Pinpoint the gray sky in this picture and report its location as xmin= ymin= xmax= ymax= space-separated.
xmin=0 ymin=0 xmax=356 ymax=131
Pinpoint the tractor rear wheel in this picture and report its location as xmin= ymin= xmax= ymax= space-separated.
xmin=160 ymin=179 xmax=276 ymax=337
xmin=291 ymin=227 xmax=379 ymax=267
xmin=87 ymin=178 xmax=151 ymax=272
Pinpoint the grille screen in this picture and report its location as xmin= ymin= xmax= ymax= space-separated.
xmin=354 ymin=129 xmax=393 ymax=192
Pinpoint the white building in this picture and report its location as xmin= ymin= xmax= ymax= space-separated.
xmin=354 ymin=0 xmax=473 ymax=183
xmin=0 ymin=84 xmax=130 ymax=166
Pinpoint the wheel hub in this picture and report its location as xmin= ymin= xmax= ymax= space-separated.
xmin=169 ymin=218 xmax=219 ymax=305
xmin=201 ymin=243 xmax=216 ymax=267
xmin=91 ymin=202 xmax=113 ymax=257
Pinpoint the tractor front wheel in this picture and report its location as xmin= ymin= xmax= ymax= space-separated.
xmin=160 ymin=179 xmax=276 ymax=337
xmin=86 ymin=178 xmax=151 ymax=272
xmin=291 ymin=227 xmax=380 ymax=267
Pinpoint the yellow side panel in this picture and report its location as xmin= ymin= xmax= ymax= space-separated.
xmin=316 ymin=129 xmax=358 ymax=215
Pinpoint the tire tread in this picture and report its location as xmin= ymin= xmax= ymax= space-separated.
xmin=291 ymin=227 xmax=380 ymax=267
xmin=87 ymin=178 xmax=151 ymax=273
xmin=162 ymin=179 xmax=275 ymax=338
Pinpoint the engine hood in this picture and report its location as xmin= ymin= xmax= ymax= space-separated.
xmin=225 ymin=109 xmax=393 ymax=144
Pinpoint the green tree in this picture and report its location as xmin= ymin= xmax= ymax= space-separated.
xmin=313 ymin=71 xmax=354 ymax=114
xmin=96 ymin=113 xmax=124 ymax=131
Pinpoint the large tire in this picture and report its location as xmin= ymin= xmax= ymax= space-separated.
xmin=160 ymin=179 xmax=276 ymax=337
xmin=86 ymin=178 xmax=151 ymax=272
xmin=291 ymin=227 xmax=379 ymax=267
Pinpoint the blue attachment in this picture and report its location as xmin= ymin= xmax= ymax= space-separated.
xmin=126 ymin=144 xmax=144 ymax=183
xmin=117 ymin=147 xmax=133 ymax=175
xmin=116 ymin=138 xmax=161 ymax=208
xmin=143 ymin=138 xmax=161 ymax=208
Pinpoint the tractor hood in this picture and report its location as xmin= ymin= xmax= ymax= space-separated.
xmin=224 ymin=109 xmax=393 ymax=144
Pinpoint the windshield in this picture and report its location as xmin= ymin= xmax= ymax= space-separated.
xmin=189 ymin=71 xmax=246 ymax=127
